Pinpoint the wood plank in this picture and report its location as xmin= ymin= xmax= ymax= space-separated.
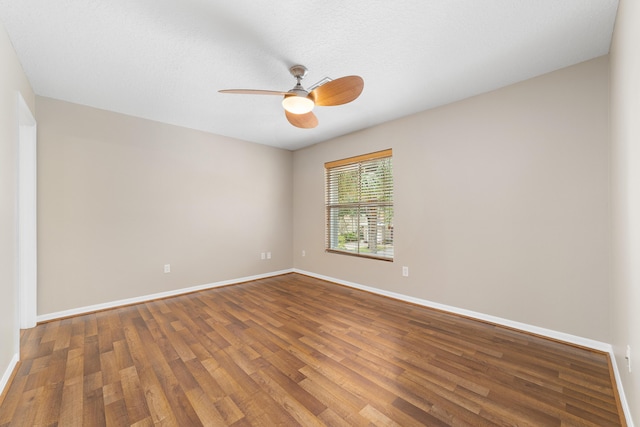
xmin=119 ymin=365 xmax=151 ymax=425
xmin=58 ymin=375 xmax=84 ymax=426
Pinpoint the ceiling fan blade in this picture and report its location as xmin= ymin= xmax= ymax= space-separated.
xmin=310 ymin=76 xmax=364 ymax=106
xmin=219 ymin=89 xmax=289 ymax=96
xmin=285 ymin=110 xmax=318 ymax=129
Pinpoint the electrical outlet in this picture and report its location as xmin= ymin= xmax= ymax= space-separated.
xmin=267 ymin=252 xmax=271 ymax=259
xmin=402 ymin=266 xmax=409 ymax=277
xmin=626 ymin=345 xmax=632 ymax=373
xmin=261 ymin=252 xmax=265 ymax=260
xmin=164 ymin=264 xmax=170 ymax=273
xmin=302 ymin=250 xmax=306 ymax=257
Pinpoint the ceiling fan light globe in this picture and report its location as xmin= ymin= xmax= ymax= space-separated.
xmin=282 ymin=95 xmax=314 ymax=115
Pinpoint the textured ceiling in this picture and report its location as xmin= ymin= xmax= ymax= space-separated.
xmin=0 ymin=1 xmax=619 ymax=151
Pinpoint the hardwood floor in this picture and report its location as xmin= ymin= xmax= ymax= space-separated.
xmin=0 ymin=273 xmax=625 ymax=426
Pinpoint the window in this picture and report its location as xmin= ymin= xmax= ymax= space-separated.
xmin=325 ymin=149 xmax=394 ymax=260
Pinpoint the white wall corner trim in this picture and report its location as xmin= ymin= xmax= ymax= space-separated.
xmin=0 ymin=353 xmax=19 ymax=399
xmin=17 ymin=92 xmax=37 ymax=330
xmin=293 ymin=269 xmax=633 ymax=426
xmin=36 ymin=269 xmax=294 ymax=323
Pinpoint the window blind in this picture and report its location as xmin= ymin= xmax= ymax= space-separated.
xmin=325 ymin=149 xmax=393 ymax=260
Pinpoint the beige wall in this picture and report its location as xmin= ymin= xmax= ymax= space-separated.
xmin=0 ymin=24 xmax=35 ymax=384
xmin=37 ymin=97 xmax=293 ymax=315
xmin=610 ymin=0 xmax=640 ymax=421
xmin=294 ymin=56 xmax=611 ymax=342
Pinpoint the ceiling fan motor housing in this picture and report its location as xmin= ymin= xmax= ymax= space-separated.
xmin=289 ymin=65 xmax=308 ymax=80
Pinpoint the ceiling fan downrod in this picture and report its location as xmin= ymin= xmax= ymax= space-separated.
xmin=288 ymin=65 xmax=310 ymax=96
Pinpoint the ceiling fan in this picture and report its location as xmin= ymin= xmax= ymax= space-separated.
xmin=219 ymin=65 xmax=364 ymax=129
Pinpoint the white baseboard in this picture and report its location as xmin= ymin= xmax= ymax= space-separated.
xmin=0 ymin=353 xmax=19 ymax=399
xmin=293 ymin=269 xmax=634 ymax=426
xmin=32 ymin=268 xmax=633 ymax=426
xmin=37 ymin=269 xmax=294 ymax=323
xmin=294 ymin=269 xmax=610 ymax=349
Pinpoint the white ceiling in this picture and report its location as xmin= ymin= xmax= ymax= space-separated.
xmin=0 ymin=1 xmax=619 ymax=151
